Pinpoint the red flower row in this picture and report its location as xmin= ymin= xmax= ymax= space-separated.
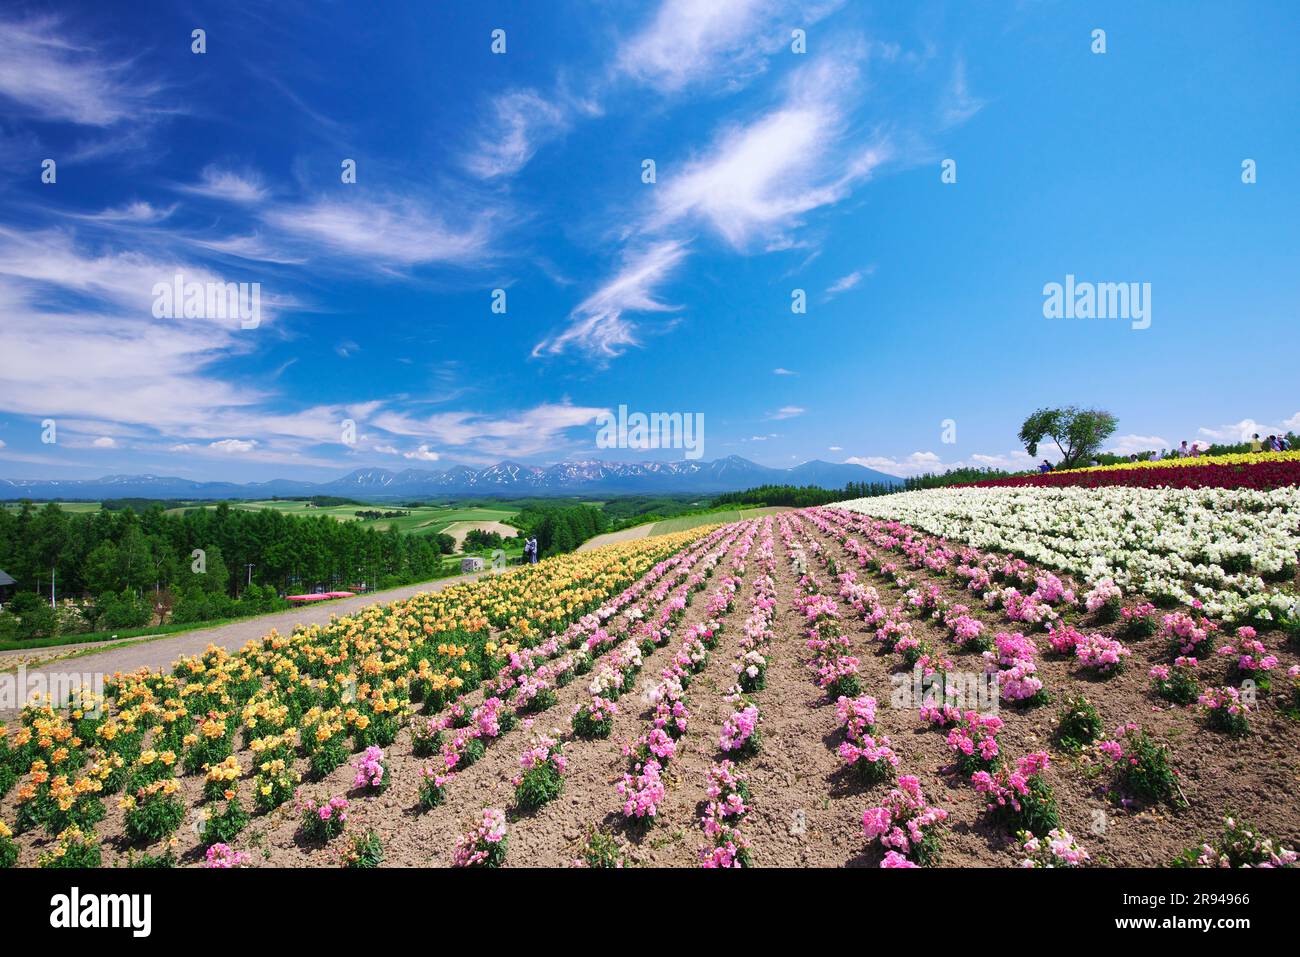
xmin=967 ymin=460 xmax=1300 ymax=491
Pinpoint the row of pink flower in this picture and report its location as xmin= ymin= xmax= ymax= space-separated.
xmin=616 ymin=520 xmax=763 ymax=825
xmin=424 ymin=523 xmax=749 ymax=799
xmin=795 ymin=510 xmax=1089 ymax=866
xmin=780 ymin=513 xmax=950 ymax=867
xmin=700 ymin=522 xmax=779 ymax=866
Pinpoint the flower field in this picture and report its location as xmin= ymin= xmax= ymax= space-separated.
xmin=970 ymin=454 xmax=1300 ymax=491
xmin=1 ymin=483 xmax=1297 ymax=869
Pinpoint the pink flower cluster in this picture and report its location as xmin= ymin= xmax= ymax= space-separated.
xmin=617 ymin=760 xmax=667 ymax=820
xmin=1084 ymin=578 xmax=1122 ymax=614
xmin=861 ymin=775 xmax=948 ymax=866
xmin=203 ymin=843 xmax=249 ymax=868
xmin=451 ymin=808 xmax=508 ymax=867
xmin=971 ymin=752 xmax=1051 ymax=816
xmin=352 ymin=745 xmax=387 ymax=791
xmin=719 ymin=704 xmax=760 ymax=754
xmin=1020 ymin=828 xmax=1089 ymax=868
xmin=1217 ymin=626 xmax=1278 ymax=674
xmin=946 ymin=710 xmax=1004 ymax=770
xmin=1074 ymin=633 xmax=1131 ymax=674
xmin=1162 ymin=611 xmax=1217 ymax=656
xmin=982 ymin=632 xmax=1044 ymax=703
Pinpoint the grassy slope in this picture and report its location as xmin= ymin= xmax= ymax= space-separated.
xmin=161 ymin=501 xmax=518 ymax=535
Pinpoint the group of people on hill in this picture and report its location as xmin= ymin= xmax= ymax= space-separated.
xmin=1248 ymin=433 xmax=1290 ymax=453
xmin=1035 ymin=431 xmax=1291 ymax=474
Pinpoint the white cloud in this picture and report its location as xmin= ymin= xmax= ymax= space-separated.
xmin=263 ymin=195 xmax=497 ymax=270
xmin=828 ymin=445 xmax=842 ymax=451
xmin=533 ymin=241 xmax=687 ymax=357
xmin=372 ymin=401 xmax=608 ymax=460
xmin=617 ymin=0 xmax=841 ymax=93
xmin=767 ymin=406 xmax=805 ymax=420
xmin=178 ymin=167 xmax=268 ymax=204
xmin=91 ymin=436 xmax=117 ymax=448
xmin=846 ymin=448 xmax=1040 ymax=478
xmin=372 ymin=444 xmax=399 ymax=455
xmin=463 ymin=89 xmax=570 ymax=179
xmin=940 ymin=56 xmax=985 ymax=128
xmin=209 ymin=439 xmax=258 ymax=453
xmin=1106 ymin=434 xmax=1170 ymax=456
xmin=1197 ymin=414 xmax=1300 ymax=443
xmin=403 ymin=445 xmax=440 ymax=462
xmin=773 ymin=367 xmax=797 ymax=376
xmin=826 ymin=270 xmax=863 ymax=296
xmin=652 ymin=53 xmax=889 ymax=249
xmin=0 ymin=15 xmax=165 ymax=126
xmin=66 ymin=201 xmax=176 ymax=225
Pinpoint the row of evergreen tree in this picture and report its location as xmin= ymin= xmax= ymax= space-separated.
xmin=512 ymin=503 xmax=609 ymax=556
xmin=0 ymin=501 xmax=462 ymax=639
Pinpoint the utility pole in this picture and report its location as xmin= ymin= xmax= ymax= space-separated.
xmin=245 ymin=563 xmax=255 ymax=588
xmin=50 ymin=568 xmax=56 ymax=610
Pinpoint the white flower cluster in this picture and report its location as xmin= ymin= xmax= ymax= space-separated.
xmin=832 ymin=485 xmax=1300 ymax=622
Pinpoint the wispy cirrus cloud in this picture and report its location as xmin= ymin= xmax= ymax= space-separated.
xmin=462 ymin=89 xmax=573 ymax=180
xmin=767 ymin=406 xmax=806 ymax=420
xmin=532 ymin=241 xmax=688 ymax=358
xmin=940 ymin=56 xmax=985 ymax=128
xmin=177 ymin=166 xmax=269 ymax=204
xmin=616 ymin=0 xmax=843 ymax=93
xmin=652 ymin=52 xmax=889 ymax=250
xmin=0 ymin=14 xmax=167 ymax=126
xmin=262 ymin=194 xmax=500 ymax=271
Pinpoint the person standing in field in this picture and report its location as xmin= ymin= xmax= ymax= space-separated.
xmin=1250 ymin=433 xmax=1263 ymax=453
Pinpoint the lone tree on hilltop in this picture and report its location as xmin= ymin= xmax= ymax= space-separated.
xmin=1018 ymin=407 xmax=1118 ymax=469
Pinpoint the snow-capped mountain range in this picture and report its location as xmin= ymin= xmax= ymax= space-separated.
xmin=0 ymin=456 xmax=901 ymax=501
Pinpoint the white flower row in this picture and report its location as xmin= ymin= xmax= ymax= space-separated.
xmin=831 ymin=485 xmax=1300 ymax=622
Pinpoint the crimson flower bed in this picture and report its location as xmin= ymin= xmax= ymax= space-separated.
xmin=968 ymin=460 xmax=1300 ymax=491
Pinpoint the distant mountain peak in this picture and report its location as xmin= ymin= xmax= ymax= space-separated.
xmin=0 ymin=456 xmax=901 ymax=501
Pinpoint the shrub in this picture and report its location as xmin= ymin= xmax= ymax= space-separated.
xmin=1150 ymin=658 xmax=1201 ymax=705
xmin=572 ymin=697 xmax=617 ymax=739
xmin=38 ymin=826 xmax=101 ymax=868
xmin=0 ymin=820 xmax=17 ymax=868
xmin=578 ymin=830 xmax=624 ymax=868
xmin=299 ymin=795 xmax=349 ymax=843
xmin=1055 ymin=695 xmax=1102 ymax=753
xmin=1099 ymin=726 xmax=1182 ymax=805
xmin=1173 ymin=815 xmax=1298 ymax=868
xmin=1200 ymin=686 xmax=1251 ymax=736
xmin=972 ymin=752 xmax=1059 ymax=836
xmin=513 ymin=735 xmax=566 ymax=812
xmin=343 ymin=830 xmax=384 ymax=868
xmin=201 ymin=798 xmax=250 ymax=846
xmin=419 ymin=767 xmax=451 ymax=810
xmin=122 ymin=780 xmax=186 ymax=843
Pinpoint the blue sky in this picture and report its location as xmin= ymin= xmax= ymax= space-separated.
xmin=0 ymin=0 xmax=1297 ymax=482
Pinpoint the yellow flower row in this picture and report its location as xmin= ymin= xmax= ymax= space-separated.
xmin=1056 ymin=449 xmax=1300 ymax=475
